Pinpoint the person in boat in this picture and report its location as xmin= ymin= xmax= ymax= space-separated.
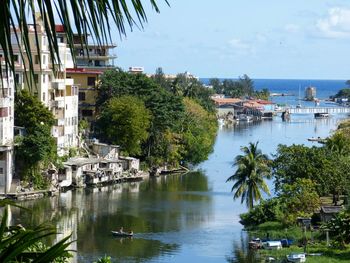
xmin=119 ymin=227 xmax=124 ymax=233
xmin=129 ymin=231 xmax=133 ymax=235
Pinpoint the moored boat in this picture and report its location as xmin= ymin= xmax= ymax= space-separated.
xmin=287 ymin=253 xmax=306 ymax=262
xmin=314 ymin=112 xmax=329 ymax=118
xmin=237 ymin=114 xmax=253 ymax=122
xmin=248 ymin=238 xmax=262 ymax=249
xmin=262 ymin=241 xmax=282 ymax=250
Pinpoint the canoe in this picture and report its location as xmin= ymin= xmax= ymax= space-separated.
xmin=111 ymin=231 xmax=133 ymax=237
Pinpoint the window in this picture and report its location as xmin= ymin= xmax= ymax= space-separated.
xmin=82 ymin=110 xmax=93 ymax=117
xmin=42 ymin=92 xmax=46 ymax=102
xmin=87 ymin=77 xmax=96 ymax=86
xmin=35 ymin=55 xmax=39 ymax=64
xmin=34 ymin=74 xmax=39 ymax=83
xmin=42 ymin=55 xmax=46 ymax=65
xmin=0 ymin=168 xmax=3 ymax=174
xmin=79 ymin=92 xmax=86 ymax=101
xmin=0 ymin=107 xmax=8 ymax=117
xmin=13 ymin=54 xmax=19 ymax=63
xmin=15 ymin=74 xmax=20 ymax=84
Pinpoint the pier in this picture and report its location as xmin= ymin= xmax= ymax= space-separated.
xmin=278 ymin=106 xmax=350 ymax=114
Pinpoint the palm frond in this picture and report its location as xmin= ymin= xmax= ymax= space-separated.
xmin=0 ymin=0 xmax=169 ymax=89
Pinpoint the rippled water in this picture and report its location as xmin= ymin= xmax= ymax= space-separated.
xmin=9 ymin=114 xmax=348 ymax=263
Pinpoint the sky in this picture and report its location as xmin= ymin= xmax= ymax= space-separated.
xmin=111 ymin=0 xmax=350 ymax=79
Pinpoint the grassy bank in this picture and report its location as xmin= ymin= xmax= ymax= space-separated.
xmin=248 ymin=221 xmax=350 ymax=262
xmin=259 ymin=245 xmax=350 ymax=263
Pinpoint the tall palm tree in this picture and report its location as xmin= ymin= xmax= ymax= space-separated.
xmin=226 ymin=142 xmax=271 ymax=210
xmin=0 ymin=0 xmax=168 ymax=84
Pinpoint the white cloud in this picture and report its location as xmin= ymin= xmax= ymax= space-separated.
xmin=316 ymin=7 xmax=350 ymax=38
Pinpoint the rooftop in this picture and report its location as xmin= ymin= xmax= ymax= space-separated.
xmin=321 ymin=206 xmax=343 ymax=214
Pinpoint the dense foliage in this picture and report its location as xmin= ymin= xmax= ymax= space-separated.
xmin=239 ymin=123 xmax=350 ymax=233
xmin=96 ymin=96 xmax=151 ymax=156
xmin=14 ymin=90 xmax=56 ymax=188
xmin=209 ymin=75 xmax=270 ymax=100
xmin=96 ymin=68 xmax=217 ymax=168
xmin=332 ymin=88 xmax=350 ymax=100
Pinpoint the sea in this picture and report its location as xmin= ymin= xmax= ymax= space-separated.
xmin=200 ymin=78 xmax=347 ymax=107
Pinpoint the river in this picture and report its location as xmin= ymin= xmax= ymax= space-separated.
xmin=9 ymin=114 xmax=347 ymax=263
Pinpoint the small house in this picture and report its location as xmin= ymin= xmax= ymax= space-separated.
xmin=320 ymin=206 xmax=343 ymax=222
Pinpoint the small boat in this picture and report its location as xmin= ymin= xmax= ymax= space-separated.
xmin=111 ymin=230 xmax=133 ymax=237
xmin=238 ymin=114 xmax=253 ymax=122
xmin=314 ymin=112 xmax=329 ymax=118
xmin=287 ymin=253 xmax=306 ymax=262
xmin=262 ymin=241 xmax=282 ymax=250
xmin=248 ymin=238 xmax=262 ymax=249
xmin=296 ymin=103 xmax=302 ymax=108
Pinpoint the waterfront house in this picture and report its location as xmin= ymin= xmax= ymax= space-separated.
xmin=320 ymin=206 xmax=343 ymax=222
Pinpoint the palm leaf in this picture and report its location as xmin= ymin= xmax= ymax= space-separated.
xmin=1 ymin=0 xmax=170 ymax=90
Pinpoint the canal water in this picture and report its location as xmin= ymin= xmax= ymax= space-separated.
xmin=9 ymin=114 xmax=348 ymax=263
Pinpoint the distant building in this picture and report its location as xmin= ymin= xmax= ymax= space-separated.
xmin=305 ymin=86 xmax=316 ymax=101
xmin=129 ymin=66 xmax=144 ymax=74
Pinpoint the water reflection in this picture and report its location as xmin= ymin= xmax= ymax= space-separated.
xmin=226 ymin=233 xmax=262 ymax=263
xmin=10 ymin=171 xmax=213 ymax=262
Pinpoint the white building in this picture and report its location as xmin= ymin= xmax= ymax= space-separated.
xmin=0 ymin=69 xmax=14 ymax=193
xmin=0 ymin=15 xmax=79 ymax=156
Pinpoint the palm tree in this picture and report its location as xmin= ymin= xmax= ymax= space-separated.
xmin=226 ymin=142 xmax=271 ymax=210
xmin=0 ymin=0 xmax=169 ymax=84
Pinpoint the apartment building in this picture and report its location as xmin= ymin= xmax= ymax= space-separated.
xmin=0 ymin=70 xmax=14 ymax=193
xmin=56 ymin=25 xmax=117 ymax=127
xmin=0 ymin=16 xmax=79 ymax=156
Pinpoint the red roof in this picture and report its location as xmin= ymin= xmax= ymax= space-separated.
xmin=55 ymin=25 xmax=65 ymax=33
xmin=66 ymin=68 xmax=103 ymax=75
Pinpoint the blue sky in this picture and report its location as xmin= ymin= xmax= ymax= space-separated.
xmin=113 ymin=0 xmax=350 ymax=79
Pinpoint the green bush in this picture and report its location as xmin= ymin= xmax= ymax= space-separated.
xmin=239 ymin=198 xmax=282 ymax=227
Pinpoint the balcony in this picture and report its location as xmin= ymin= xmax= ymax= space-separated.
xmin=51 ymin=97 xmax=65 ymax=108
xmin=51 ymin=80 xmax=65 ymax=90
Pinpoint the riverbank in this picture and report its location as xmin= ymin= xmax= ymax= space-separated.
xmin=247 ymin=221 xmax=350 ymax=262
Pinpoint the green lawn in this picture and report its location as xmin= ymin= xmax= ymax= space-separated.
xmin=259 ymin=245 xmax=350 ymax=262
xmin=248 ymin=221 xmax=350 ymax=262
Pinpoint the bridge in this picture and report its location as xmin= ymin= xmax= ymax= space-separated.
xmin=281 ymin=107 xmax=350 ymax=114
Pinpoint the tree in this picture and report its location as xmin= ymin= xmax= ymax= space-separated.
xmin=238 ymin=74 xmax=254 ymax=96
xmin=15 ymin=90 xmax=55 ymax=132
xmin=1 ymin=1 xmax=168 ymax=85
xmin=181 ymin=98 xmax=217 ymax=164
xmin=272 ymin=144 xmax=331 ymax=194
xmin=278 ymin=178 xmax=320 ymax=225
xmin=226 ymin=142 xmax=271 ymax=210
xmin=209 ymin=78 xmax=223 ymax=94
xmin=96 ymin=95 xmax=151 ymax=156
xmin=322 ymin=211 xmax=350 ymax=248
xmin=15 ymin=90 xmax=56 ymax=188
